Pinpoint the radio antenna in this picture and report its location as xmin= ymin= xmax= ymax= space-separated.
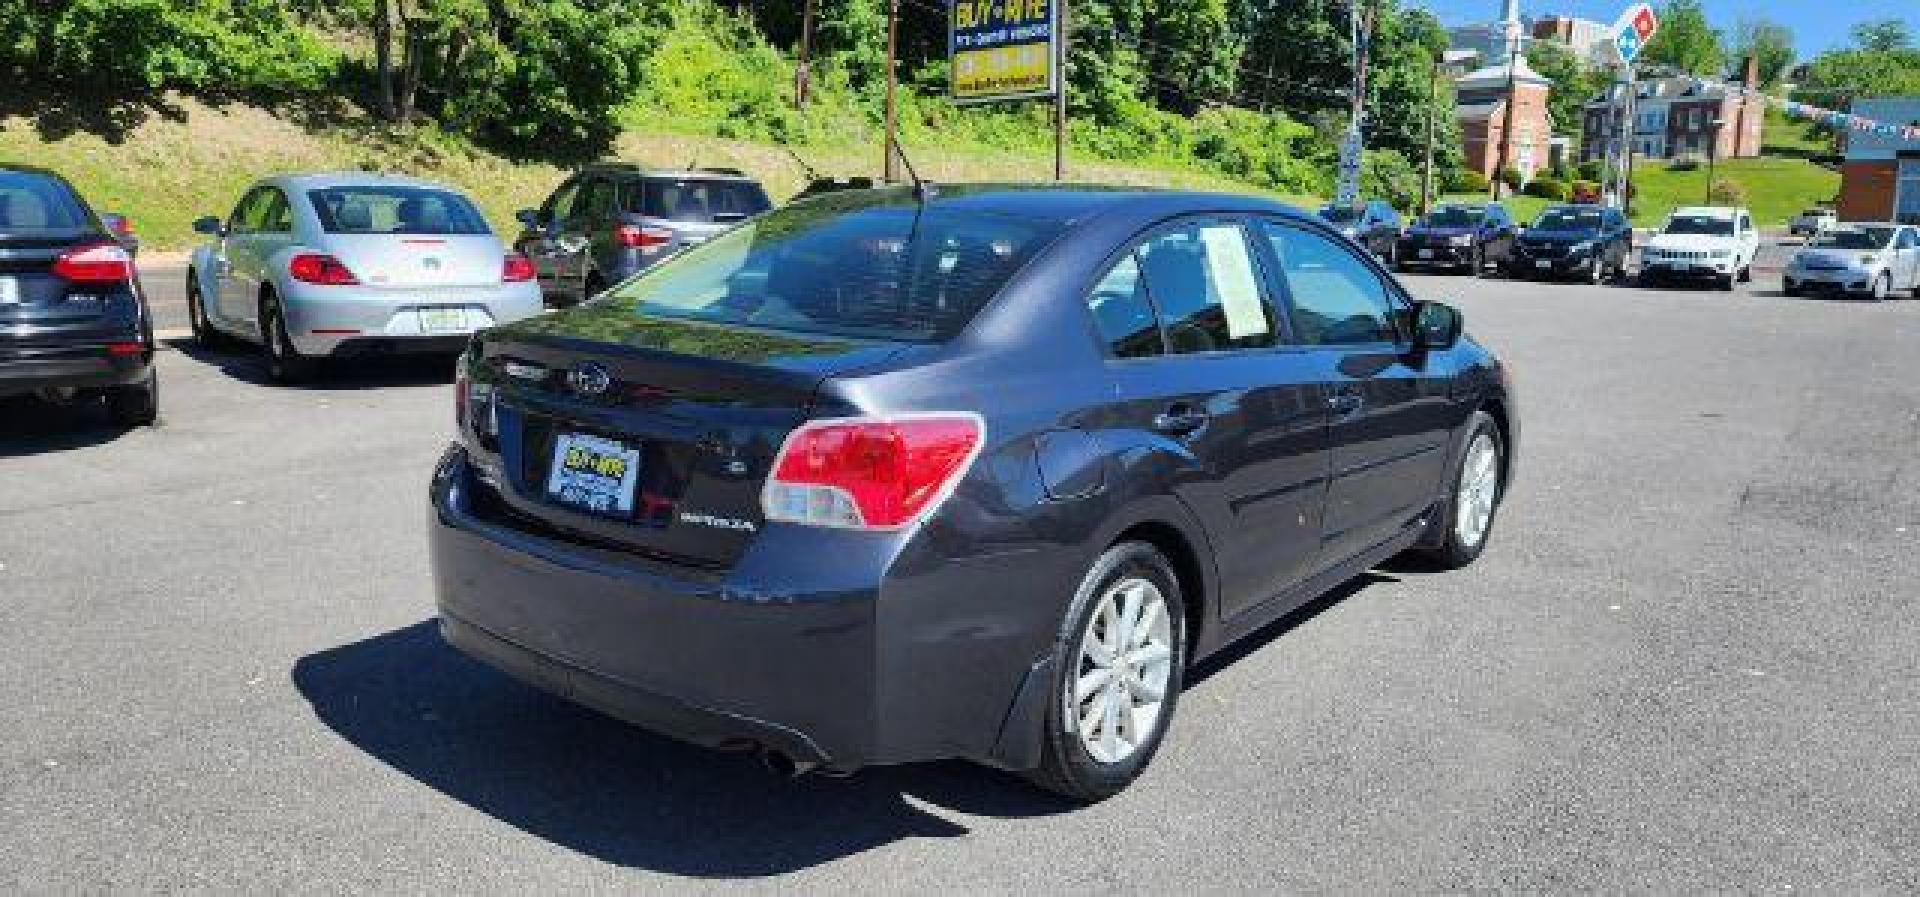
xmin=888 ymin=135 xmax=935 ymax=202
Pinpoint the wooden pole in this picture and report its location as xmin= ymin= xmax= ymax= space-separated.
xmin=884 ymin=0 xmax=900 ymax=183
xmin=1054 ymin=0 xmax=1069 ymax=181
xmin=795 ymin=0 xmax=815 ymax=109
xmin=1421 ymin=55 xmax=1437 ymax=216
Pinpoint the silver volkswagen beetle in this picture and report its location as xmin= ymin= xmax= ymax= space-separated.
xmin=187 ymin=173 xmax=543 ymax=381
xmin=1783 ymin=223 xmax=1920 ymax=300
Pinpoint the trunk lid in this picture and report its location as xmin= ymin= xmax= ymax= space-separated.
xmin=323 ymin=234 xmax=505 ymax=289
xmin=0 ymin=231 xmax=124 ymax=331
xmin=468 ymin=307 xmax=913 ymax=569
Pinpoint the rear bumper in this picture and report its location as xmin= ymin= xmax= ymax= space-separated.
xmin=1396 ymin=241 xmax=1474 ymax=266
xmin=281 ymin=282 xmax=543 ymax=356
xmin=427 ymin=445 xmax=1056 ymax=771
xmin=1641 ymin=260 xmax=1735 ymax=281
xmin=0 ymin=343 xmax=152 ymax=395
xmin=1783 ymin=270 xmax=1875 ymax=294
xmin=1505 ymin=254 xmax=1594 ymax=278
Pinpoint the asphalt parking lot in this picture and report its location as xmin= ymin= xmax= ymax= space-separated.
xmin=4 ymin=263 xmax=1918 ymax=889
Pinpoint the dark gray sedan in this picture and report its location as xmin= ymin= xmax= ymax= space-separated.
xmin=430 ymin=185 xmax=1517 ymax=801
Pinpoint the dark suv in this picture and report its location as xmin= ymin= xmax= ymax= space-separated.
xmin=1507 ymin=205 xmax=1633 ymax=283
xmin=1318 ymin=200 xmax=1404 ymax=263
xmin=432 ymin=186 xmax=1516 ymax=801
xmin=514 ymin=165 xmax=773 ymax=307
xmin=0 ymin=165 xmax=156 ymax=426
xmin=1394 ymin=202 xmax=1518 ymax=275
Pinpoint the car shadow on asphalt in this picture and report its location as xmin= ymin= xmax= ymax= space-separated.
xmin=0 ymin=395 xmax=141 ymax=457
xmin=291 ymin=621 xmax=1074 ymax=876
xmin=162 ymin=338 xmax=456 ymax=390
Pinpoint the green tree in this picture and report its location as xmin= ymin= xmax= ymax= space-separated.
xmin=1850 ymin=19 xmax=1913 ymax=52
xmin=1729 ymin=17 xmax=1794 ymax=88
xmin=1528 ymin=40 xmax=1607 ymax=138
xmin=1801 ymin=48 xmax=1920 ymax=101
xmin=1642 ymin=0 xmax=1724 ymax=76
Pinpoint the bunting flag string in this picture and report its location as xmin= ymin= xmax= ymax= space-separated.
xmin=1680 ymin=76 xmax=1920 ymax=143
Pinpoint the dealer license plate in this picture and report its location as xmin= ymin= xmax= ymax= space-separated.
xmin=420 ymin=307 xmax=468 ymax=333
xmin=546 ymin=433 xmax=641 ymax=515
xmin=0 ymin=277 xmax=18 ymax=304
xmin=1418 ymin=249 xmax=1434 ymax=259
xmin=1535 ymin=260 xmax=1551 ymax=269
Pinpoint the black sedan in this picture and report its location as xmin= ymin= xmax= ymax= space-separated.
xmin=1318 ymin=199 xmax=1403 ymax=263
xmin=1505 ymin=205 xmax=1634 ymax=283
xmin=1394 ymin=202 xmax=1519 ymax=275
xmin=0 ymin=165 xmax=157 ymax=426
xmin=430 ymin=186 xmax=1517 ymax=801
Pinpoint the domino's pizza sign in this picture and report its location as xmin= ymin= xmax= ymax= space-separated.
xmin=1611 ymin=3 xmax=1658 ymax=65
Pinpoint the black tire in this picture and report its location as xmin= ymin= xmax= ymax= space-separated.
xmin=1737 ymin=264 xmax=1753 ymax=284
xmin=105 ymin=370 xmax=159 ymax=427
xmin=186 ymin=272 xmax=223 ymax=348
xmin=260 ymin=295 xmax=318 ymax=384
xmin=1026 ymin=541 xmax=1188 ymax=803
xmin=1783 ymin=283 xmax=1802 ymax=297
xmin=1468 ymin=246 xmax=1484 ymax=277
xmin=1412 ymin=410 xmax=1504 ymax=570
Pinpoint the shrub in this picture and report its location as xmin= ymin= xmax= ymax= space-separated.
xmin=1668 ymin=155 xmax=1701 ymax=171
xmin=1576 ymin=159 xmax=1606 ymax=181
xmin=1497 ymin=166 xmax=1524 ymax=192
xmin=1708 ymin=177 xmax=1748 ymax=205
xmin=1524 ymin=176 xmax=1571 ymax=200
xmin=1447 ymin=168 xmax=1490 ymax=193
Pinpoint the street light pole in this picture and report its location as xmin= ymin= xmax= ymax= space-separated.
xmin=1704 ymin=117 xmax=1724 ymax=204
xmin=883 ymin=0 xmax=900 ymax=183
xmin=1420 ymin=54 xmax=1437 ymax=217
xmin=795 ymin=0 xmax=816 ymax=109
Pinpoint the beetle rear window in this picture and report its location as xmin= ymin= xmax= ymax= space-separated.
xmin=308 ymin=186 xmax=492 ymax=235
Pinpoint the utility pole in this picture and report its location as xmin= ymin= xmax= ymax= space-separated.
xmin=1054 ymin=0 xmax=1069 ymax=181
xmin=1337 ymin=1 xmax=1374 ymax=208
xmin=795 ymin=0 xmax=816 ymax=109
xmin=883 ymin=0 xmax=900 ymax=183
xmin=1420 ymin=54 xmax=1438 ymax=217
xmin=1704 ymin=117 xmax=1724 ymax=203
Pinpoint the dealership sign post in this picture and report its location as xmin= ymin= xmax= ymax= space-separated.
xmin=950 ymin=0 xmax=1067 ymax=178
xmin=1606 ymin=3 xmax=1659 ymax=210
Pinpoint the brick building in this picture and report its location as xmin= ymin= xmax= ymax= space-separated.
xmin=1580 ymin=73 xmax=1765 ymax=165
xmin=1836 ymin=98 xmax=1920 ymax=223
xmin=1453 ymin=0 xmax=1554 ymax=183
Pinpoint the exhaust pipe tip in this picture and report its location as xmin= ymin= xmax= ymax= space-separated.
xmin=759 ymin=748 xmax=819 ymax=779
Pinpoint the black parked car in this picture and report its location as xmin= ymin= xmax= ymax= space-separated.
xmin=1394 ymin=202 xmax=1519 ymax=275
xmin=1319 ymin=199 xmax=1403 ymax=263
xmin=1506 ymin=205 xmax=1633 ymax=283
xmin=433 ymin=186 xmax=1517 ymax=801
xmin=0 ymin=165 xmax=156 ymax=426
xmin=515 ymin=164 xmax=774 ymax=307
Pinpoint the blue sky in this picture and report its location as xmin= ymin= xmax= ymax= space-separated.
xmin=1416 ymin=1 xmax=1914 ymax=57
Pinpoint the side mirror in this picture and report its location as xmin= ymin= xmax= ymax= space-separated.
xmin=191 ymin=216 xmax=224 ymax=236
xmin=515 ymin=209 xmax=545 ymax=229
xmin=1410 ymin=301 xmax=1463 ymax=351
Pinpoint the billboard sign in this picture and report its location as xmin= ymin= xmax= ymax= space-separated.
xmin=950 ymin=0 xmax=1059 ymax=103
xmin=1611 ymin=3 xmax=1659 ymax=65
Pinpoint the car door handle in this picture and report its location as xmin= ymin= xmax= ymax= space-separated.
xmin=1328 ymin=391 xmax=1364 ymax=417
xmin=1151 ymin=407 xmax=1209 ymax=435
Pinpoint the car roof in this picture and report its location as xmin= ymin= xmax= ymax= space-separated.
xmin=579 ymin=163 xmax=761 ymax=182
xmin=1672 ymin=206 xmax=1741 ymax=219
xmin=789 ymin=183 xmax=1303 ymax=228
xmin=264 ymin=171 xmax=462 ymax=192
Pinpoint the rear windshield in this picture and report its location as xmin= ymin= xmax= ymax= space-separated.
xmin=1534 ymin=208 xmax=1604 ymax=231
xmin=1426 ymin=208 xmax=1483 ymax=227
xmin=1664 ymin=215 xmax=1733 ymax=236
xmin=635 ymin=179 xmax=772 ymax=224
xmin=1812 ymin=229 xmax=1891 ymax=250
xmin=601 ymin=193 xmax=1057 ymax=342
xmin=0 ymin=171 xmax=90 ymax=233
xmin=307 ymin=186 xmax=491 ymax=235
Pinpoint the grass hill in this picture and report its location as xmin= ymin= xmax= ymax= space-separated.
xmin=2 ymin=95 xmax=1296 ymax=253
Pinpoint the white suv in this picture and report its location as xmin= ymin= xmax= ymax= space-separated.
xmin=1640 ymin=206 xmax=1762 ymax=291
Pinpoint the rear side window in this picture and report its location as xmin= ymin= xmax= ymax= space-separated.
xmin=307 ymin=186 xmax=491 ymax=235
xmin=636 ymin=179 xmax=772 ymax=223
xmin=1135 ymin=222 xmax=1276 ymax=353
xmin=0 ymin=171 xmax=90 ymax=232
xmin=603 ymin=193 xmax=1057 ymax=342
xmin=1087 ymin=255 xmax=1162 ymax=358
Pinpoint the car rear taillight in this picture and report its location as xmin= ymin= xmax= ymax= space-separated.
xmin=502 ymin=254 xmax=536 ymax=283
xmin=762 ymin=414 xmax=984 ymax=530
xmin=289 ymin=253 xmax=359 ymax=286
xmin=614 ymin=224 xmax=673 ymax=251
xmin=51 ymin=243 xmax=133 ymax=283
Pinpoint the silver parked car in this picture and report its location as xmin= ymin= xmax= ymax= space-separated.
xmin=1782 ymin=223 xmax=1920 ymax=300
xmin=187 ymin=173 xmax=543 ymax=381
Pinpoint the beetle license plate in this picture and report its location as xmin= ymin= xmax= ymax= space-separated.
xmin=0 ymin=277 xmax=18 ymax=304
xmin=546 ymin=434 xmax=641 ymax=515
xmin=420 ymin=307 xmax=467 ymax=333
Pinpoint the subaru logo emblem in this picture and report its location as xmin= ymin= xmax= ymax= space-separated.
xmin=422 ymin=257 xmax=442 ymax=270
xmin=567 ymin=362 xmax=611 ymax=396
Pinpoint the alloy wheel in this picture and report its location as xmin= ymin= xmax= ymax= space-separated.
xmin=1872 ymin=273 xmax=1889 ymax=301
xmin=1454 ymin=433 xmax=1499 ymax=549
xmin=1068 ymin=576 xmax=1175 ymax=765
